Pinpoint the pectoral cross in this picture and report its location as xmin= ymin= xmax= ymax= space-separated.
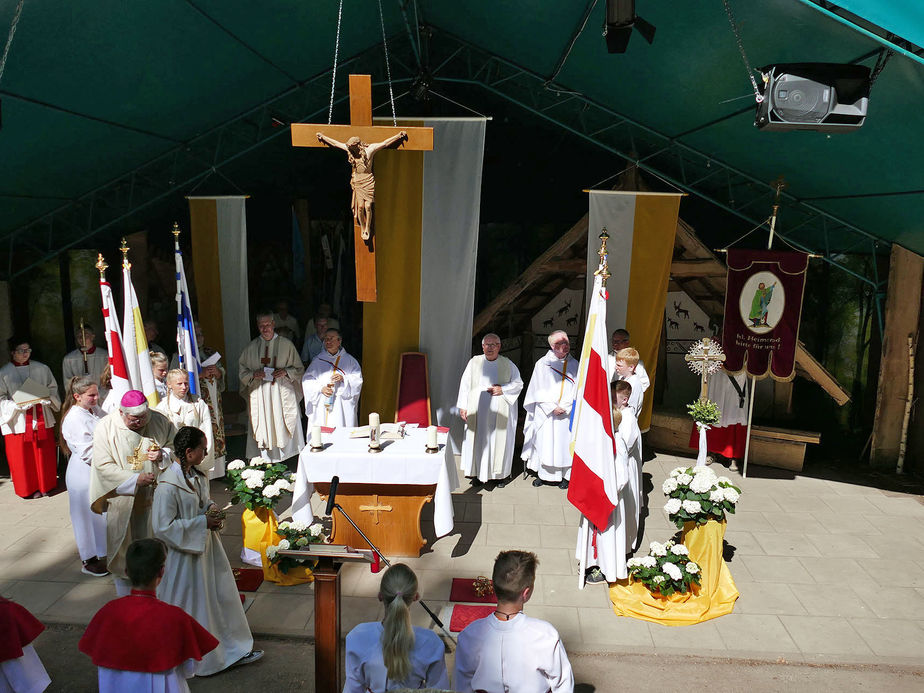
xmin=260 ymin=345 xmax=272 ymax=367
xmin=291 ymin=74 xmax=434 ymax=302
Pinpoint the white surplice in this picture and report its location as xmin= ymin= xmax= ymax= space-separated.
xmin=576 ymin=434 xmax=630 ymax=582
xmin=62 ymin=348 xmax=110 ymax=404
xmin=608 ymin=353 xmax=649 ymax=390
xmin=96 ymin=663 xmax=194 ymax=693
xmin=708 ymin=368 xmax=750 ymax=428
xmin=0 ymin=644 xmax=51 ymax=693
xmin=301 ymin=348 xmax=363 ymax=428
xmin=61 ymin=405 xmax=107 ymax=561
xmin=521 ymin=350 xmax=578 ymax=482
xmin=0 ymin=361 xmax=60 ymax=436
xmin=238 ymin=334 xmax=304 ymax=461
xmin=155 ymin=393 xmax=215 ymax=476
xmin=616 ymin=372 xmax=644 ymax=418
xmin=454 ymin=613 xmax=574 ymax=693
xmin=343 ymin=622 xmax=449 ymax=693
xmin=618 ymin=406 xmax=643 ymax=553
xmin=152 ymin=462 xmax=253 ymax=676
xmin=456 ymin=355 xmax=523 ymax=482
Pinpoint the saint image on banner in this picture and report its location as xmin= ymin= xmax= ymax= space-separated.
xmin=722 ymin=250 xmax=808 ymax=381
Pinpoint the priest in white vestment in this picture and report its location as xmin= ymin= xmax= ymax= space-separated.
xmin=522 ymin=331 xmax=578 ymax=489
xmin=238 ymin=312 xmax=304 ymax=461
xmin=153 ymin=427 xmax=257 ymax=675
xmin=576 ymin=408 xmax=630 ymax=585
xmin=90 ymin=390 xmax=177 ymax=595
xmin=456 ymin=334 xmax=523 ymax=486
xmin=155 ymin=370 xmax=216 ymax=477
xmin=301 ymin=328 xmax=362 ymax=428
xmin=62 ymin=324 xmax=110 ymax=404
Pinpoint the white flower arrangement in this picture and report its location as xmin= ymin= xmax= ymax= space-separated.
xmin=226 ymin=461 xmax=295 ymax=511
xmin=268 ymin=520 xmax=327 ymax=574
xmin=262 ymin=485 xmax=281 ymax=498
xmin=226 ymin=459 xmax=246 ymax=471
xmin=627 ymin=539 xmax=701 ymax=597
xmin=663 ymin=465 xmax=742 ymax=528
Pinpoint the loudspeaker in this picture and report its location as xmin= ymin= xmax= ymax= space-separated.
xmin=755 ymin=63 xmax=871 ymax=132
xmin=604 ymin=0 xmax=655 ymax=54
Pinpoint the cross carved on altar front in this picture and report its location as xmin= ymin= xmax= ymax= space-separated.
xmin=291 ymin=74 xmax=433 ymax=302
xmin=359 ymin=495 xmax=393 ymax=525
xmin=684 ymin=338 xmax=726 ymax=400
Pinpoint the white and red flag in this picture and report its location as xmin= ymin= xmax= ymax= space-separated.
xmin=98 ymin=270 xmax=131 ymax=411
xmin=567 ymin=271 xmax=625 ymax=531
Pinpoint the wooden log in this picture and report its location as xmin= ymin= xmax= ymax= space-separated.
xmin=670 ymin=258 xmax=727 ymax=277
xmin=871 ymin=244 xmax=924 ymax=468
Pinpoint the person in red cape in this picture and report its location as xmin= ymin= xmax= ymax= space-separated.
xmin=80 ymin=538 xmax=218 ymax=692
xmin=0 ymin=336 xmax=61 ymax=499
xmin=0 ymin=595 xmax=51 ymax=692
xmin=687 ymin=363 xmax=750 ymax=472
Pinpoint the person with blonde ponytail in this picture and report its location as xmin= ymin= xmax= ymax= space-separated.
xmin=59 ymin=376 xmax=108 ymax=576
xmin=344 ymin=564 xmax=448 ymax=692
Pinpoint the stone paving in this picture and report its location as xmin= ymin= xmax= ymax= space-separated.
xmin=2 ymin=450 xmax=924 ymax=669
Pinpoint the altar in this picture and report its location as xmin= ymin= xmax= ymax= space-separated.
xmin=290 ymin=427 xmax=459 ymax=556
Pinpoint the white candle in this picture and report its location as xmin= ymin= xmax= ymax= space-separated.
xmin=427 ymin=425 xmax=438 ymax=449
xmin=311 ymin=425 xmax=322 ymax=448
xmin=369 ymin=412 xmax=381 ymax=447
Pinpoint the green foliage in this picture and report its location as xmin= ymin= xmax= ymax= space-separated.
xmin=627 ymin=540 xmax=702 ymax=597
xmin=687 ymin=398 xmax=720 ymax=425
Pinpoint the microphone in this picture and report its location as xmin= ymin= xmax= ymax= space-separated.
xmin=325 ymin=476 xmax=340 ymax=515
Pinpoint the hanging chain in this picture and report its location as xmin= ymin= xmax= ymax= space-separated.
xmin=327 ymin=0 xmax=344 ymax=125
xmin=0 ymin=0 xmax=25 ymax=85
xmin=721 ymin=0 xmax=764 ymax=103
xmin=377 ymin=0 xmax=397 ymax=126
xmin=869 ymin=48 xmax=894 ymax=88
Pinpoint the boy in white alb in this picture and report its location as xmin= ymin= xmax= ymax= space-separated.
xmin=614 ymin=381 xmax=643 ymax=553
xmin=455 ymin=550 xmax=574 ymax=693
xmin=613 ymin=347 xmax=643 ymax=417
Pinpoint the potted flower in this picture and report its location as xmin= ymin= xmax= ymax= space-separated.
xmin=687 ymin=398 xmax=720 ymax=467
xmin=662 ymin=465 xmax=741 ymax=529
xmin=627 ymin=540 xmax=701 ymax=598
xmin=226 ymin=458 xmax=296 ymax=567
xmin=265 ymin=520 xmax=326 ymax=582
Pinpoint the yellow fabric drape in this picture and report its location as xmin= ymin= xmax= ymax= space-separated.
xmin=188 ymin=199 xmax=227 ymax=360
xmin=626 ymin=194 xmax=680 ymax=431
xmin=240 ymin=507 xmax=313 ymax=586
xmin=609 ymin=519 xmax=738 ymax=625
xmin=361 ymin=123 xmax=425 ymax=422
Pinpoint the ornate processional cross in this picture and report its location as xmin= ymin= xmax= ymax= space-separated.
xmin=291 ymin=74 xmax=434 ymax=302
xmin=684 ymin=337 xmax=726 ymax=400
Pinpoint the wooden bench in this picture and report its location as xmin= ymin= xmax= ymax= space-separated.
xmin=748 ymin=425 xmax=821 ymax=472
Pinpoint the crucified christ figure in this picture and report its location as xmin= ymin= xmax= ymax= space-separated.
xmin=316 ymin=130 xmax=408 ymax=240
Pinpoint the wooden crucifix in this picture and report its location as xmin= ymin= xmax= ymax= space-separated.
xmin=684 ymin=337 xmax=726 ymax=400
xmin=291 ymin=74 xmax=433 ymax=302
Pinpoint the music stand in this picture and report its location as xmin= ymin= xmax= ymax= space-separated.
xmin=278 ymin=545 xmax=374 ymax=692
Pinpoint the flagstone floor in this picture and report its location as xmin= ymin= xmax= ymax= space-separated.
xmin=2 ymin=451 xmax=923 ymax=669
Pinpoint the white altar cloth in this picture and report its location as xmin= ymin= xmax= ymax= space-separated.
xmin=291 ymin=427 xmax=459 ymax=538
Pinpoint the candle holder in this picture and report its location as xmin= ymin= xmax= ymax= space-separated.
xmin=310 ymin=442 xmax=324 ymax=452
xmin=368 ymin=442 xmax=383 ymax=453
xmin=425 ymin=444 xmax=440 ymax=454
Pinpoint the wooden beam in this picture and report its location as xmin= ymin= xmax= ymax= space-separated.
xmin=472 ymin=214 xmax=588 ymax=335
xmin=291 ymin=124 xmax=434 ymax=151
xmin=671 ymin=258 xmax=726 ymax=277
xmin=542 ymin=259 xmax=588 ymax=274
xmin=794 ymin=342 xmax=851 ymax=406
xmin=871 ymin=244 xmax=924 ymax=468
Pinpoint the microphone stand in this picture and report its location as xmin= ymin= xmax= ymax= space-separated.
xmin=329 ymin=501 xmax=456 ymax=646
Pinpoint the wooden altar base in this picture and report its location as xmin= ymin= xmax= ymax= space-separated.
xmin=314 ymin=482 xmax=435 ymax=557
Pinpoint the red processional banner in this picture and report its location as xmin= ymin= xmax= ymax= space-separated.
xmin=721 ymin=249 xmax=809 ymax=381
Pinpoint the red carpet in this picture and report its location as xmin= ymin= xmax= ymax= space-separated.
xmin=449 ymin=577 xmax=496 ymax=603
xmin=234 ymin=567 xmax=265 ymax=592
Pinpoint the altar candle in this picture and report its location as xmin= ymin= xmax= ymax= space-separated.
xmin=427 ymin=425 xmax=438 ymax=449
xmin=311 ymin=425 xmax=322 ymax=448
xmin=369 ymin=412 xmax=381 ymax=447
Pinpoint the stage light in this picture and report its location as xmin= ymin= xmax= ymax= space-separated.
xmin=604 ymin=0 xmax=656 ymax=54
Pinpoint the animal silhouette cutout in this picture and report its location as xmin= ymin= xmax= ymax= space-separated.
xmin=674 ymin=301 xmax=690 ymax=320
xmin=543 ymin=317 xmax=554 ymax=329
xmin=557 ymin=299 xmax=572 ymax=317
xmin=566 ymin=315 xmax=577 ymax=327
xmin=667 ymin=317 xmax=679 ymax=330
xmin=693 ymin=322 xmax=705 ymax=334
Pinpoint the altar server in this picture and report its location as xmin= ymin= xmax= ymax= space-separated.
xmin=0 ymin=596 xmax=51 ymax=693
xmin=151 ymin=352 xmax=169 ymax=401
xmin=577 ymin=408 xmax=630 ymax=585
xmin=612 ymin=347 xmax=643 ymax=417
xmin=455 ymin=550 xmax=573 ymax=692
xmin=90 ymin=390 xmax=176 ymax=595
xmin=194 ymin=322 xmax=227 ymax=477
xmin=153 ymin=427 xmax=262 ymax=675
xmin=615 ymin=381 xmax=643 ymax=553
xmin=79 ymin=538 xmax=220 ymax=692
xmin=0 ymin=337 xmax=61 ymax=498
xmin=456 ymin=334 xmax=523 ymax=486
xmin=688 ymin=365 xmax=749 ymax=472
xmin=62 ymin=324 xmax=110 ymax=404
xmin=60 ymin=376 xmax=109 ymax=577
xmin=522 ymin=331 xmax=578 ymax=489
xmin=238 ymin=312 xmax=304 ymax=461
xmin=302 ymin=328 xmax=363 ymax=428
xmin=607 ymin=329 xmax=650 ymax=391
xmin=344 ymin=563 xmax=448 ymax=692
xmin=155 ymin=369 xmax=215 ymax=476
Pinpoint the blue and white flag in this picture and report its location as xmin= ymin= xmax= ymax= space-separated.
xmin=174 ymin=226 xmax=200 ymax=395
